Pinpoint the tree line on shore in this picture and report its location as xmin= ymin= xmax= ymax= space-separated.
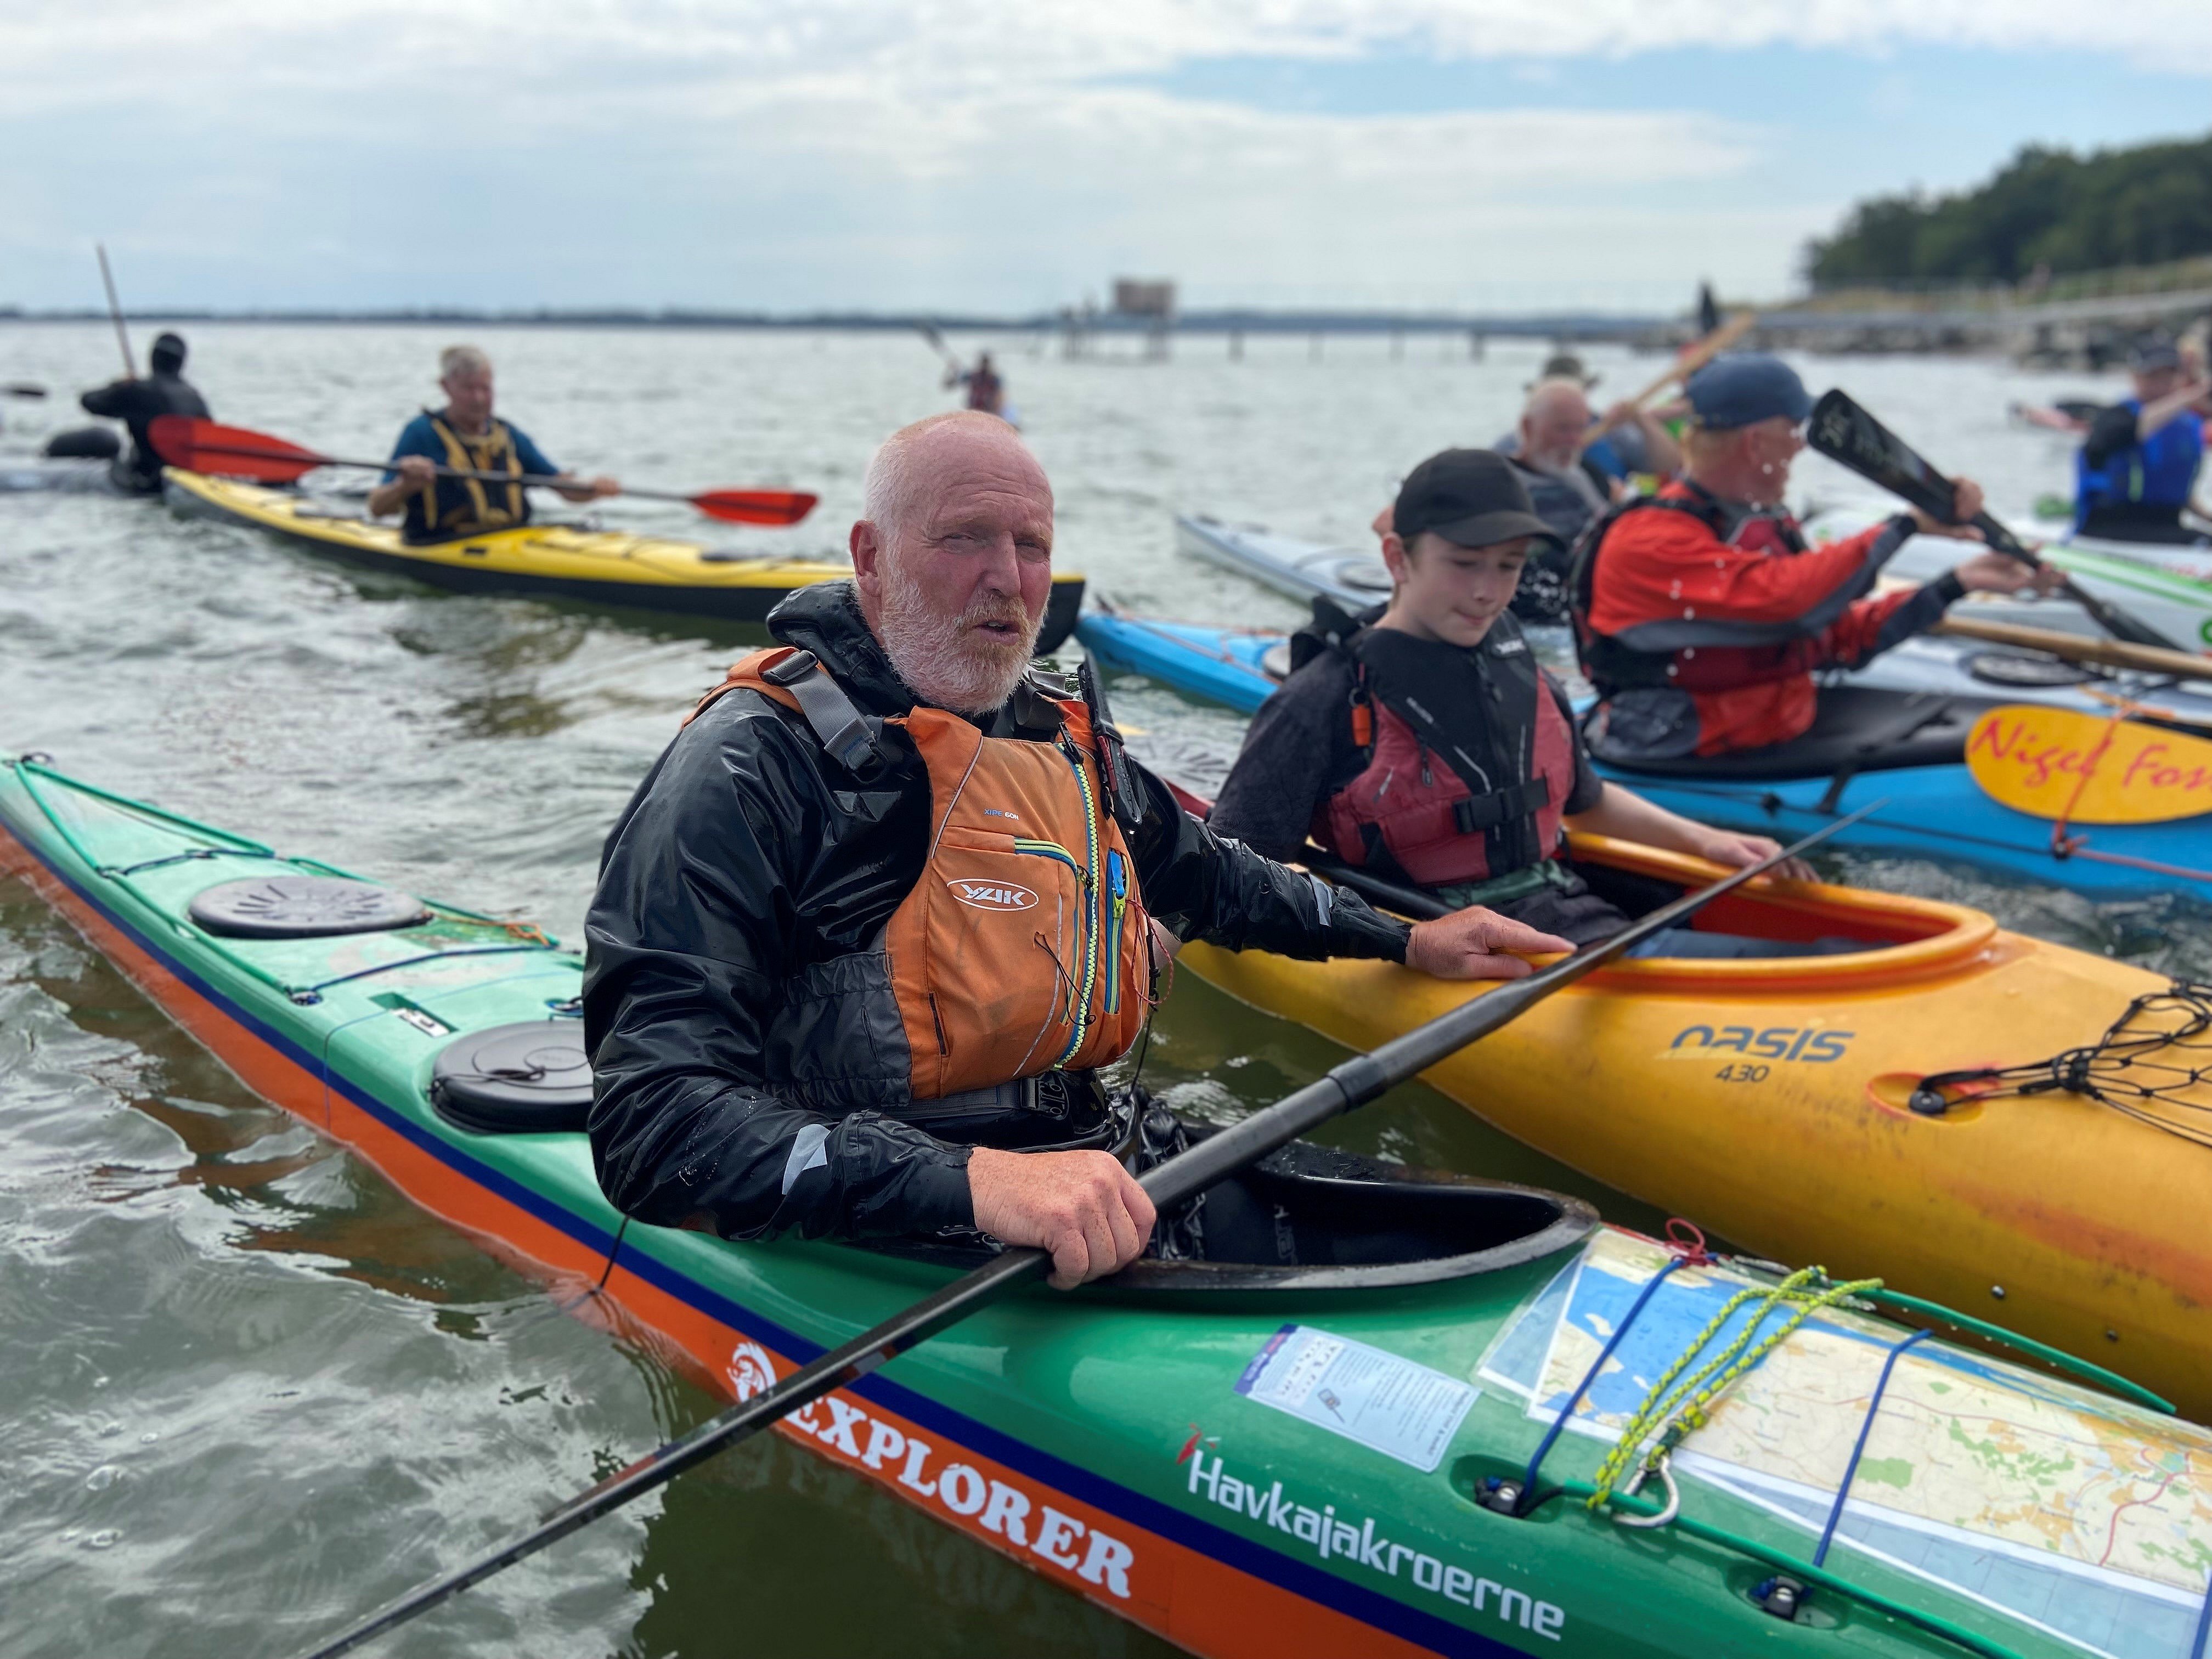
xmin=1807 ymin=128 xmax=2212 ymax=289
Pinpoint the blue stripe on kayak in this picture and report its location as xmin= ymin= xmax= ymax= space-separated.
xmin=0 ymin=805 xmax=1520 ymax=1658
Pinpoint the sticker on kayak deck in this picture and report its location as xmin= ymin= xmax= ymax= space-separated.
xmin=1966 ymin=703 xmax=2212 ymax=825
xmin=1235 ymin=1325 xmax=1476 ymax=1472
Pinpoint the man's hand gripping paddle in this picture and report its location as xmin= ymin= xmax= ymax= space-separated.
xmin=149 ymin=416 xmax=817 ymax=527
xmin=1807 ymin=389 xmax=2179 ymax=652
xmin=291 ymin=803 xmax=1877 ymax=1659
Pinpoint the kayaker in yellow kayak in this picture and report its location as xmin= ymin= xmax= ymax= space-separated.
xmin=583 ymin=413 xmax=1569 ymax=1288
xmin=1210 ymin=448 xmax=1825 ymax=957
xmin=365 ymin=345 xmax=619 ymax=542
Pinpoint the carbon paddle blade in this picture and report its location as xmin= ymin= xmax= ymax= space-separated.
xmin=1807 ymin=390 xmax=1956 ymax=520
xmin=690 ymin=489 xmax=818 ymax=526
xmin=149 ymin=416 xmax=326 ymax=482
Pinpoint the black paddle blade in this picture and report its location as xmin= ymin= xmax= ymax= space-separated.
xmin=1807 ymin=389 xmax=1957 ymax=522
xmin=1809 ymin=390 xmax=2183 ymax=650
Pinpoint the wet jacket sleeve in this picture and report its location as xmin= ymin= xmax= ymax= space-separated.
xmin=583 ymin=701 xmax=976 ymax=1243
xmin=78 ymin=379 xmax=144 ymax=421
xmin=2082 ymin=405 xmax=2139 ymax=470
xmin=1206 ymin=668 xmax=1345 ymax=863
xmin=1589 ymin=509 xmax=1954 ymax=669
xmin=1127 ymin=762 xmax=1410 ymax=963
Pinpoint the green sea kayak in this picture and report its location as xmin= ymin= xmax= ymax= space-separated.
xmin=4 ymin=754 xmax=2210 ymax=1659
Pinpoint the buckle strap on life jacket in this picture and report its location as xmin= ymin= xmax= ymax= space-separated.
xmin=1454 ymin=774 xmax=1552 ymax=835
xmin=1076 ymin=655 xmax=1148 ymax=836
xmin=759 ymin=648 xmax=889 ymax=776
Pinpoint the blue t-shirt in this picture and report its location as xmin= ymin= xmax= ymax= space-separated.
xmin=383 ymin=412 xmax=557 ymax=480
xmin=1494 ymin=426 xmax=1639 ymax=481
xmin=382 ymin=410 xmax=558 ymax=542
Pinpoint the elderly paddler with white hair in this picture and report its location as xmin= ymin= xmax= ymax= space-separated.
xmin=583 ymin=412 xmax=1571 ymax=1286
xmin=366 ymin=343 xmax=620 ymax=542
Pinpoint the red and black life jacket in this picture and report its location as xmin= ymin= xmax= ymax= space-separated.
xmin=1567 ymin=481 xmax=1811 ymax=696
xmin=1299 ymin=606 xmax=1575 ymax=887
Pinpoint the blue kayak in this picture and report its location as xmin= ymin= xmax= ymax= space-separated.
xmin=1075 ymin=608 xmax=2212 ymax=904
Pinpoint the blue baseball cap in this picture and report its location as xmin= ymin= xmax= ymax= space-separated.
xmin=1685 ymin=354 xmax=1813 ymax=430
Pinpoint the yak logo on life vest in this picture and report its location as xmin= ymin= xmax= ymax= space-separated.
xmin=950 ymin=880 xmax=1039 ymax=912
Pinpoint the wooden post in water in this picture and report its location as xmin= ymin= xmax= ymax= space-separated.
xmin=1229 ymin=329 xmax=1243 ymax=362
xmin=1391 ymin=328 xmax=1404 ymax=360
xmin=1469 ymin=328 xmax=1486 ymax=362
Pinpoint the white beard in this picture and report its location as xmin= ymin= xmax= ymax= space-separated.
xmin=871 ymin=565 xmax=1042 ymax=716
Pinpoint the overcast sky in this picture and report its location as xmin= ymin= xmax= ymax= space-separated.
xmin=4 ymin=1 xmax=2208 ymax=316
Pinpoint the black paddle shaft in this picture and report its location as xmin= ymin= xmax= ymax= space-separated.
xmin=1807 ymin=390 xmax=2179 ymax=650
xmin=294 ymin=804 xmax=1874 ymax=1659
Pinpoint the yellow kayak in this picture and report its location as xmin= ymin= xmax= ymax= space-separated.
xmin=161 ymin=469 xmax=1087 ymax=644
xmin=1182 ymin=832 xmax=2212 ymax=1418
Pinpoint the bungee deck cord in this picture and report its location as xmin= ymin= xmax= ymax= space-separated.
xmin=1912 ymin=978 xmax=2212 ymax=1147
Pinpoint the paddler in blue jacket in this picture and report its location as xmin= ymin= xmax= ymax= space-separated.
xmin=366 ymin=345 xmax=620 ymax=542
xmin=584 ymin=414 xmax=1569 ymax=1288
xmin=2074 ymin=337 xmax=2210 ymax=545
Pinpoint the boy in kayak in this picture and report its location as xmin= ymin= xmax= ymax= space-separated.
xmin=2073 ymin=337 xmax=2209 ymax=546
xmin=365 ymin=345 xmax=619 ymax=542
xmin=1209 ymin=447 xmax=1820 ymax=955
xmin=1572 ymin=354 xmax=2053 ymax=761
xmin=584 ymin=413 xmax=1567 ymax=1288
xmin=77 ymin=331 xmax=210 ymax=494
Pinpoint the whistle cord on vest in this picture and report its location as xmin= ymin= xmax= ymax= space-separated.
xmin=1910 ymin=979 xmax=2212 ymax=1147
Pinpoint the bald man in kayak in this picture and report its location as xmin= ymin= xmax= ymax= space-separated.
xmin=584 ymin=413 xmax=1568 ymax=1287
xmin=1573 ymin=354 xmax=2056 ymax=761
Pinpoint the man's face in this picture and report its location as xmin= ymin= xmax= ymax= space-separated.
xmin=2136 ymin=365 xmax=2183 ymax=403
xmin=1520 ymin=394 xmax=1591 ymax=467
xmin=442 ymin=369 xmax=495 ymax=430
xmin=1383 ymin=532 xmax=1531 ymax=648
xmin=1739 ymin=415 xmax=1805 ymax=505
xmin=854 ymin=426 xmax=1053 ymax=714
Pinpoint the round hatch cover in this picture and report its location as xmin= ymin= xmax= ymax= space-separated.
xmin=188 ymin=875 xmax=432 ymax=939
xmin=1963 ymin=650 xmax=2097 ymax=688
xmin=431 ymin=1022 xmax=593 ymax=1135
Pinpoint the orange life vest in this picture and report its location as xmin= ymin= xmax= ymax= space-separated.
xmin=697 ymin=647 xmax=1151 ymax=1101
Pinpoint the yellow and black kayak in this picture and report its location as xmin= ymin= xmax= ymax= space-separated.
xmin=162 ymin=469 xmax=1087 ymax=645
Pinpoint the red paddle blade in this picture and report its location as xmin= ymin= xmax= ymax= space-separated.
xmin=690 ymin=489 xmax=818 ymax=527
xmin=149 ymin=416 xmax=327 ymax=482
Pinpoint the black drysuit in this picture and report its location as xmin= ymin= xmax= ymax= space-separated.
xmin=78 ymin=370 xmax=210 ymax=492
xmin=583 ymin=583 xmax=1412 ymax=1245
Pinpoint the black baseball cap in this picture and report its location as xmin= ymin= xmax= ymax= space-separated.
xmin=1392 ymin=449 xmax=1558 ymax=549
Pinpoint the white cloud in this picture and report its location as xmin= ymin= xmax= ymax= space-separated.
xmin=0 ymin=0 xmax=2199 ymax=311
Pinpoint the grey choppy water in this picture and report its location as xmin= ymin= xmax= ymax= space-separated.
xmin=2 ymin=323 xmax=2205 ymax=1657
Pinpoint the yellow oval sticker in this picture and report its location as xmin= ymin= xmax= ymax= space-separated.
xmin=1966 ymin=704 xmax=2212 ymax=825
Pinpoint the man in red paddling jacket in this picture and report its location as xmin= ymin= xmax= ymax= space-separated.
xmin=1573 ymin=354 xmax=2055 ymax=761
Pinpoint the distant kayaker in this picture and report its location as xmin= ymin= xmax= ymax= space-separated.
xmin=945 ymin=351 xmax=1006 ymax=417
xmin=1496 ymin=379 xmax=1627 ymax=623
xmin=77 ymin=331 xmax=210 ymax=495
xmin=1210 ymin=448 xmax=1827 ymax=958
xmin=1497 ymin=352 xmax=1682 ymax=488
xmin=2073 ymin=337 xmax=2210 ymax=545
xmin=365 ymin=346 xmax=618 ymax=543
xmin=1573 ymin=354 xmax=2056 ymax=761
xmin=583 ymin=413 xmax=1568 ymax=1286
